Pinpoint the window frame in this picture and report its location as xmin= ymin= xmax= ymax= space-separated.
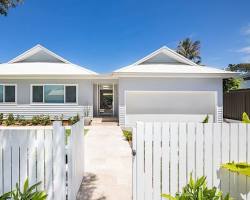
xmin=30 ymin=84 xmax=78 ymax=105
xmin=0 ymin=84 xmax=17 ymax=104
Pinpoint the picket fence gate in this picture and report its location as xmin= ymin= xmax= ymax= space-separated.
xmin=133 ymin=122 xmax=250 ymax=200
xmin=0 ymin=120 xmax=84 ymax=200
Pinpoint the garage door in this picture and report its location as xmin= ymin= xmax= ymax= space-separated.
xmin=125 ymin=91 xmax=216 ymax=127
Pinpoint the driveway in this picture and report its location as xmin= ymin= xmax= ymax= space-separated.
xmin=77 ymin=125 xmax=132 ymax=200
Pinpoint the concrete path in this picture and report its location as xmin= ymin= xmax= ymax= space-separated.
xmin=77 ymin=125 xmax=132 ymax=200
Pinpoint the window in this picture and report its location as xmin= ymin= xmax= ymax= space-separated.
xmin=65 ymin=86 xmax=76 ymax=103
xmin=0 ymin=84 xmax=16 ymax=103
xmin=32 ymin=86 xmax=43 ymax=103
xmin=32 ymin=84 xmax=77 ymax=104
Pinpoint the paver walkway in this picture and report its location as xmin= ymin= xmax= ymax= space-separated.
xmin=77 ymin=125 xmax=132 ymax=200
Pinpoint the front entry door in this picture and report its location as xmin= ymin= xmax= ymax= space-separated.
xmin=99 ymin=85 xmax=113 ymax=116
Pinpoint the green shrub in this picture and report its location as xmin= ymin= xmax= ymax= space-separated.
xmin=6 ymin=113 xmax=15 ymax=126
xmin=15 ymin=115 xmax=28 ymax=126
xmin=0 ymin=178 xmax=47 ymax=200
xmin=162 ymin=174 xmax=232 ymax=200
xmin=122 ymin=130 xmax=132 ymax=141
xmin=68 ymin=114 xmax=80 ymax=125
xmin=0 ymin=113 xmax=3 ymax=125
xmin=31 ymin=115 xmax=51 ymax=126
xmin=242 ymin=112 xmax=250 ymax=123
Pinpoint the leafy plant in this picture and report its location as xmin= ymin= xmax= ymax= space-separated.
xmin=0 ymin=191 xmax=11 ymax=199
xmin=202 ymin=115 xmax=209 ymax=123
xmin=15 ymin=115 xmax=27 ymax=126
xmin=31 ymin=115 xmax=51 ymax=126
xmin=0 ymin=178 xmax=47 ymax=200
xmin=68 ymin=114 xmax=80 ymax=125
xmin=221 ymin=162 xmax=250 ymax=177
xmin=162 ymin=174 xmax=232 ymax=200
xmin=12 ymin=179 xmax=47 ymax=200
xmin=242 ymin=112 xmax=250 ymax=123
xmin=223 ymin=78 xmax=242 ymax=93
xmin=6 ymin=113 xmax=15 ymax=126
xmin=0 ymin=113 xmax=3 ymax=125
xmin=122 ymin=129 xmax=132 ymax=141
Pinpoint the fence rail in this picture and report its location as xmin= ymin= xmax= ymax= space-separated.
xmin=133 ymin=122 xmax=250 ymax=200
xmin=0 ymin=120 xmax=84 ymax=200
xmin=223 ymin=89 xmax=250 ymax=120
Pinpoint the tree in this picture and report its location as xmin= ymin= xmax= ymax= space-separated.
xmin=223 ymin=63 xmax=249 ymax=92
xmin=176 ymin=38 xmax=201 ymax=64
xmin=223 ymin=78 xmax=242 ymax=93
xmin=0 ymin=0 xmax=22 ymax=16
xmin=225 ymin=63 xmax=250 ymax=72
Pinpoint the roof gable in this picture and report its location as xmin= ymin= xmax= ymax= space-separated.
xmin=114 ymin=46 xmax=199 ymax=73
xmin=8 ymin=44 xmax=71 ymax=64
xmin=134 ymin=46 xmax=198 ymax=66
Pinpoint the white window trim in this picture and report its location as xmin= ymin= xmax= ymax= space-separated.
xmin=0 ymin=84 xmax=17 ymax=104
xmin=30 ymin=84 xmax=78 ymax=105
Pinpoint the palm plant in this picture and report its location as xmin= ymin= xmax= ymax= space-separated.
xmin=177 ymin=38 xmax=201 ymax=64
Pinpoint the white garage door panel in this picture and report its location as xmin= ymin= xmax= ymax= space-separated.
xmin=125 ymin=91 xmax=216 ymax=127
xmin=126 ymin=92 xmax=216 ymax=115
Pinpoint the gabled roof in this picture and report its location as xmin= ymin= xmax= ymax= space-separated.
xmin=8 ymin=44 xmax=71 ymax=64
xmin=113 ymin=46 xmax=238 ymax=78
xmin=1 ymin=44 xmax=98 ymax=77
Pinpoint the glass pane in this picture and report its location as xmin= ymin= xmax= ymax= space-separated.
xmin=65 ymin=86 xmax=76 ymax=103
xmin=32 ymin=86 xmax=43 ymax=103
xmin=44 ymin=85 xmax=64 ymax=103
xmin=0 ymin=85 xmax=3 ymax=102
xmin=5 ymin=86 xmax=15 ymax=103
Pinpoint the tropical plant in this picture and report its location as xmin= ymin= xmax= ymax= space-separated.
xmin=122 ymin=129 xmax=132 ymax=141
xmin=11 ymin=179 xmax=47 ymax=200
xmin=6 ymin=113 xmax=15 ymax=126
xmin=0 ymin=191 xmax=11 ymax=199
xmin=202 ymin=115 xmax=209 ymax=123
xmin=0 ymin=178 xmax=47 ymax=200
xmin=242 ymin=112 xmax=250 ymax=123
xmin=176 ymin=38 xmax=201 ymax=64
xmin=0 ymin=0 xmax=22 ymax=16
xmin=162 ymin=174 xmax=232 ymax=200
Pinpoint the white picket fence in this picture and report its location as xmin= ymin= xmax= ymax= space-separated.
xmin=0 ymin=120 xmax=84 ymax=200
xmin=133 ymin=122 xmax=250 ymax=200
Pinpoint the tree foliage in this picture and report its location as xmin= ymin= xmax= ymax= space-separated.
xmin=177 ymin=38 xmax=201 ymax=64
xmin=225 ymin=63 xmax=250 ymax=72
xmin=223 ymin=78 xmax=242 ymax=93
xmin=0 ymin=0 xmax=22 ymax=16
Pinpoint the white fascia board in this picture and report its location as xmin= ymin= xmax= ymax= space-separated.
xmin=112 ymin=72 xmax=239 ymax=78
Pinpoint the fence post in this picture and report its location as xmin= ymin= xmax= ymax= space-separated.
xmin=53 ymin=121 xmax=66 ymax=200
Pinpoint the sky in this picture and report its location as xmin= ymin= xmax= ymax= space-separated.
xmin=0 ymin=0 xmax=250 ymax=73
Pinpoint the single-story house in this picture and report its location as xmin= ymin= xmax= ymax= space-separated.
xmin=0 ymin=44 xmax=236 ymax=127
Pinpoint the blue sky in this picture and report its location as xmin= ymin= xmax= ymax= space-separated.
xmin=0 ymin=0 xmax=250 ymax=73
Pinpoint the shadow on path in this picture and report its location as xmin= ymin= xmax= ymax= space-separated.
xmin=77 ymin=173 xmax=106 ymax=200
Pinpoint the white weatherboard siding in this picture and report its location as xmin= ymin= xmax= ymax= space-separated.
xmin=0 ymin=79 xmax=94 ymax=118
xmin=0 ymin=79 xmax=93 ymax=105
xmin=119 ymin=77 xmax=223 ymax=126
